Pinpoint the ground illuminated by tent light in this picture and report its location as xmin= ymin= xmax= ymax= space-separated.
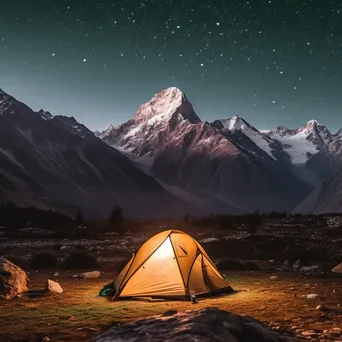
xmin=1 ymin=271 xmax=341 ymax=341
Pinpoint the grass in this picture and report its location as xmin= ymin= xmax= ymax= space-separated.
xmin=0 ymin=271 xmax=341 ymax=341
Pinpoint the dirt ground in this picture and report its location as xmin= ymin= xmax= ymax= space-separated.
xmin=1 ymin=217 xmax=342 ymax=341
xmin=0 ymin=271 xmax=342 ymax=342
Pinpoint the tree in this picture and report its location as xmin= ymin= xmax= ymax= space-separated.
xmin=109 ymin=205 xmax=123 ymax=232
xmin=184 ymin=212 xmax=190 ymax=223
xmin=76 ymin=209 xmax=84 ymax=223
xmin=248 ymin=209 xmax=262 ymax=237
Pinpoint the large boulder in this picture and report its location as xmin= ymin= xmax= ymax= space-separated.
xmin=92 ymin=307 xmax=294 ymax=342
xmin=0 ymin=258 xmax=29 ymax=300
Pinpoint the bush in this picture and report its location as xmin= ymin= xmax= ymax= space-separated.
xmin=30 ymin=251 xmax=58 ymax=269
xmin=62 ymin=249 xmax=100 ymax=269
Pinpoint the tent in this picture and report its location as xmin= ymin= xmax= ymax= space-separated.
xmin=112 ymin=229 xmax=233 ymax=300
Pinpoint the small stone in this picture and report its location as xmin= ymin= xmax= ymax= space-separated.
xmin=45 ymin=279 xmax=63 ymax=294
xmin=270 ymin=276 xmax=278 ymax=280
xmin=79 ymin=271 xmax=100 ymax=279
xmin=316 ymin=305 xmax=327 ymax=311
xmin=53 ymin=272 xmax=59 ymax=277
xmin=42 ymin=337 xmax=50 ymax=342
xmin=332 ymin=327 xmax=342 ymax=332
xmin=301 ymin=330 xmax=317 ymax=337
xmin=306 ymin=294 xmax=318 ymax=299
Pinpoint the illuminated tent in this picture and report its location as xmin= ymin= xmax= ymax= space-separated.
xmin=113 ymin=230 xmax=233 ymax=300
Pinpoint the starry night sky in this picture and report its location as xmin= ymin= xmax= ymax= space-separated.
xmin=1 ymin=0 xmax=341 ymax=132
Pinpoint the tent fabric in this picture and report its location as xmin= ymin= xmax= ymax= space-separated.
xmin=113 ymin=230 xmax=233 ymax=300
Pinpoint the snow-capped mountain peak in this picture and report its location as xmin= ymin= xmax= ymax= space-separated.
xmin=266 ymin=119 xmax=333 ymax=164
xmin=298 ymin=119 xmax=329 ymax=135
xmin=132 ymin=87 xmax=201 ymax=125
xmin=217 ymin=114 xmax=246 ymax=131
xmin=99 ymin=124 xmax=116 ymax=138
xmin=212 ymin=115 xmax=277 ymax=160
xmin=270 ymin=125 xmax=295 ymax=137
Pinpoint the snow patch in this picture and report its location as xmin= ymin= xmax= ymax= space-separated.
xmin=273 ymin=132 xmax=320 ymax=164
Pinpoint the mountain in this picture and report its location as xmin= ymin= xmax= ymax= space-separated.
xmin=100 ymin=87 xmax=311 ymax=214
xmin=265 ymin=120 xmax=333 ymax=165
xmin=294 ymin=134 xmax=342 ymax=214
xmin=0 ymin=88 xmax=195 ymax=219
xmin=294 ymin=169 xmax=342 ymax=214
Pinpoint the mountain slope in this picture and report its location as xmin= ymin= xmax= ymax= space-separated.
xmin=294 ymin=134 xmax=342 ymax=214
xmin=265 ymin=120 xmax=333 ymax=165
xmin=0 ymin=88 xmax=195 ymax=218
xmin=100 ymin=87 xmax=311 ymax=213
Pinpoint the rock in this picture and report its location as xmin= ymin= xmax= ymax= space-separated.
xmin=270 ymin=276 xmax=278 ymax=280
xmin=199 ymin=237 xmax=220 ymax=244
xmin=42 ymin=337 xmax=50 ymax=342
xmin=53 ymin=272 xmax=59 ymax=277
xmin=316 ymin=305 xmax=327 ymax=311
xmin=293 ymin=259 xmax=301 ymax=272
xmin=0 ymin=258 xmax=29 ymax=300
xmin=61 ymin=245 xmax=71 ymax=251
xmin=300 ymin=265 xmax=323 ymax=276
xmin=92 ymin=307 xmax=293 ymax=342
xmin=45 ymin=279 xmax=63 ymax=294
xmin=301 ymin=330 xmax=317 ymax=337
xmin=306 ymin=294 xmax=318 ymax=299
xmin=332 ymin=263 xmax=342 ymax=274
xmin=79 ymin=271 xmax=100 ymax=279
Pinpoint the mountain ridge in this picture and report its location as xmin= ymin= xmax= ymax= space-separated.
xmin=1 ymin=86 xmax=341 ymax=215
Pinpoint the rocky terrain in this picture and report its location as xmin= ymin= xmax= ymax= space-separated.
xmin=0 ymin=215 xmax=341 ymax=341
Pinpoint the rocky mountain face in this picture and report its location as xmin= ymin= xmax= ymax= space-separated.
xmin=100 ymin=87 xmax=312 ymax=214
xmin=2 ymin=86 xmax=340 ymax=217
xmin=0 ymin=88 xmax=195 ymax=219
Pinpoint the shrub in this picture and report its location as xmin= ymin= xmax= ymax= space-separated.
xmin=30 ymin=251 xmax=58 ymax=269
xmin=62 ymin=249 xmax=100 ymax=269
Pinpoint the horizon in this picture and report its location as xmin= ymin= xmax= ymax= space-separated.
xmin=1 ymin=85 xmax=341 ymax=134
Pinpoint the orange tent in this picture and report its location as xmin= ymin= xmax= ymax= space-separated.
xmin=113 ymin=230 xmax=233 ymax=300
